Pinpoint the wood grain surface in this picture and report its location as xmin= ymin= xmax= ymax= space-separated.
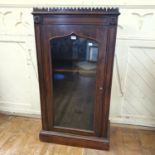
xmin=0 ymin=113 xmax=155 ymax=155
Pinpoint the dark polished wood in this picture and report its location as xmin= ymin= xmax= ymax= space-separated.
xmin=40 ymin=130 xmax=109 ymax=150
xmin=32 ymin=7 xmax=120 ymax=150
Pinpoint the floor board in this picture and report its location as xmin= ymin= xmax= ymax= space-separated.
xmin=0 ymin=113 xmax=155 ymax=155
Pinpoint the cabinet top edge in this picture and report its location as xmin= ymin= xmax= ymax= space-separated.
xmin=32 ymin=7 xmax=120 ymax=16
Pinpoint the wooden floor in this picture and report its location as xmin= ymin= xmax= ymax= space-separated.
xmin=0 ymin=114 xmax=155 ymax=155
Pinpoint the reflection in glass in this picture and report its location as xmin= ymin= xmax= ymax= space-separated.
xmin=51 ymin=34 xmax=99 ymax=130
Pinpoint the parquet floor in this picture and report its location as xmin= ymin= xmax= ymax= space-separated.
xmin=0 ymin=113 xmax=155 ymax=155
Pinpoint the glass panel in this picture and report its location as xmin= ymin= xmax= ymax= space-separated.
xmin=50 ymin=34 xmax=99 ymax=130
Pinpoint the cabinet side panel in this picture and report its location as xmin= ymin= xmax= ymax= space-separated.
xmin=102 ymin=24 xmax=118 ymax=138
xmin=34 ymin=22 xmax=48 ymax=130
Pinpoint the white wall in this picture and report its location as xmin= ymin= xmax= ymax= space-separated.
xmin=0 ymin=7 xmax=40 ymax=115
xmin=0 ymin=1 xmax=155 ymax=127
xmin=110 ymin=8 xmax=155 ymax=127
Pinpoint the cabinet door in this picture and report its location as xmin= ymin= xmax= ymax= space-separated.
xmin=40 ymin=24 xmax=108 ymax=136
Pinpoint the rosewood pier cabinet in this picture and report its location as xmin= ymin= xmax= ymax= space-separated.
xmin=32 ymin=7 xmax=120 ymax=150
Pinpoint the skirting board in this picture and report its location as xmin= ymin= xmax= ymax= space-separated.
xmin=0 ymin=107 xmax=155 ymax=128
xmin=0 ymin=102 xmax=40 ymax=118
xmin=110 ymin=116 xmax=155 ymax=128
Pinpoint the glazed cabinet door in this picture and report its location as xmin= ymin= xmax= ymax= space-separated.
xmin=40 ymin=24 xmax=108 ymax=137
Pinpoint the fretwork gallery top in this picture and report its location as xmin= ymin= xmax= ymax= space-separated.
xmin=32 ymin=7 xmax=120 ymax=150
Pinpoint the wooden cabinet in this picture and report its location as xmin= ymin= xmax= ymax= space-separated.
xmin=32 ymin=7 xmax=120 ymax=150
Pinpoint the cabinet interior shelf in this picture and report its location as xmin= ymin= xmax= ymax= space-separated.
xmin=53 ymin=69 xmax=96 ymax=74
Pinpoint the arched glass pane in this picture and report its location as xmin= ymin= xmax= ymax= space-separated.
xmin=50 ymin=34 xmax=99 ymax=130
